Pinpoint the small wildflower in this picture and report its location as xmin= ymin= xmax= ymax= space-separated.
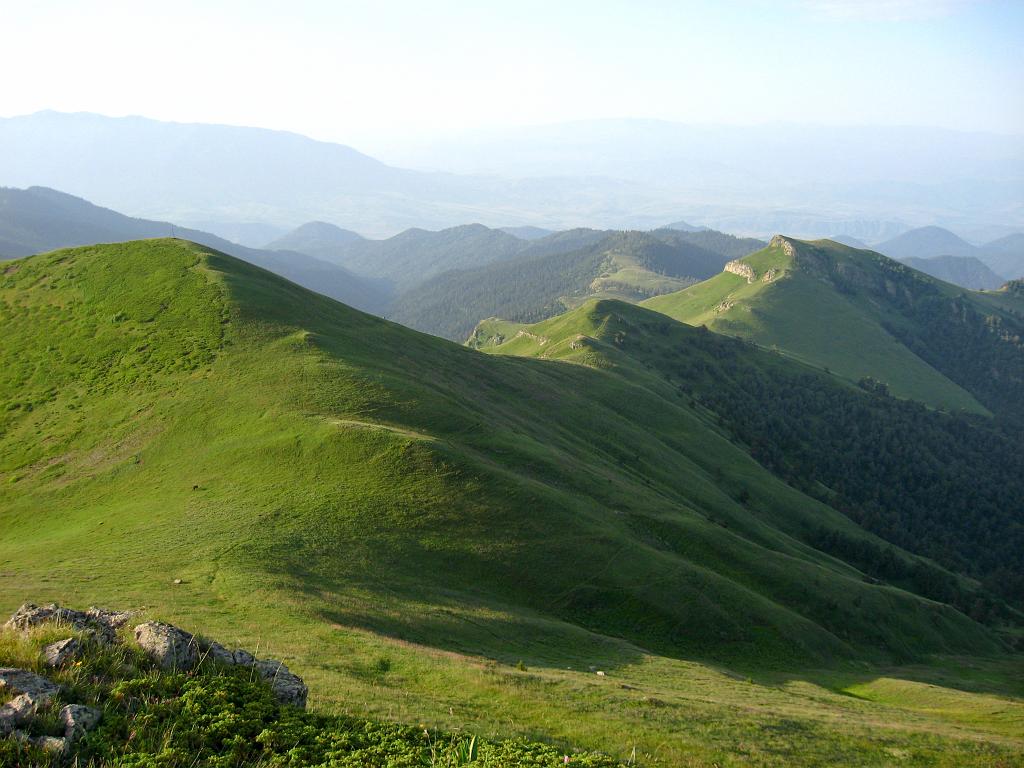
xmin=564 ymin=756 xmax=570 ymax=765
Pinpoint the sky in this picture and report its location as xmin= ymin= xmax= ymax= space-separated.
xmin=2 ymin=0 xmax=1022 ymax=151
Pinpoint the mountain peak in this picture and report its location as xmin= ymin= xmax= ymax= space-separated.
xmin=769 ymin=234 xmax=798 ymax=257
xmin=268 ymin=221 xmax=365 ymax=251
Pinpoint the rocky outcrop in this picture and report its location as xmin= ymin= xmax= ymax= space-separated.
xmin=769 ymin=235 xmax=798 ymax=258
xmin=513 ymin=329 xmax=549 ymax=346
xmin=130 ymin=621 xmax=308 ymax=706
xmin=60 ymin=703 xmax=102 ymax=740
xmin=253 ymin=659 xmax=309 ymax=707
xmin=43 ymin=638 xmax=82 ymax=668
xmin=134 ymin=621 xmax=200 ymax=670
xmin=4 ymin=602 xmax=309 ymax=719
xmin=5 ymin=603 xmax=135 ymax=646
xmin=724 ymin=260 xmax=756 ymax=283
xmin=0 ymin=602 xmax=306 ymax=761
xmin=0 ymin=668 xmax=62 ymax=735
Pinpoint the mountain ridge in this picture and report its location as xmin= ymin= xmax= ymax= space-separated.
xmin=0 ymin=185 xmax=387 ymax=312
xmin=643 ymin=236 xmax=1024 ymax=417
xmin=394 ymin=229 xmax=763 ymax=340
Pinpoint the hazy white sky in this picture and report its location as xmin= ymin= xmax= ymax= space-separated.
xmin=2 ymin=0 xmax=1021 ymax=150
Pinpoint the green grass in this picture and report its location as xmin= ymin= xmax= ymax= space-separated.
xmin=641 ymin=239 xmax=989 ymax=414
xmin=0 ymin=240 xmax=1021 ymax=766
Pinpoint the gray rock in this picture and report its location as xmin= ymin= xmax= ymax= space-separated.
xmin=190 ymin=638 xmax=305 ymax=706
xmin=201 ymin=639 xmax=236 ymax=666
xmin=60 ymin=703 xmax=102 ymax=741
xmin=133 ymin=622 xmax=198 ymax=670
xmin=87 ymin=607 xmax=137 ymax=629
xmin=0 ymin=669 xmax=61 ymax=735
xmin=43 ymin=637 xmax=82 ymax=668
xmin=0 ymin=694 xmax=36 ymax=734
xmin=0 ymin=668 xmax=61 ymax=703
xmin=5 ymin=603 xmax=116 ymax=645
xmin=253 ymin=659 xmax=308 ymax=708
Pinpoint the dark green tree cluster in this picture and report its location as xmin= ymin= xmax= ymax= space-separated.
xmin=392 ymin=231 xmax=734 ymax=340
xmin=607 ymin=314 xmax=1024 ymax=614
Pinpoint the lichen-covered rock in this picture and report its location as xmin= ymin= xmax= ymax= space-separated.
xmin=60 ymin=703 xmax=102 ymax=741
xmin=0 ymin=668 xmax=60 ymax=703
xmin=0 ymin=668 xmax=61 ymax=735
xmin=87 ymin=607 xmax=137 ymax=629
xmin=5 ymin=603 xmax=117 ymax=645
xmin=43 ymin=637 xmax=82 ymax=668
xmin=10 ymin=729 xmax=68 ymax=754
xmin=0 ymin=694 xmax=36 ymax=734
xmin=201 ymin=639 xmax=237 ymax=666
xmin=254 ymin=658 xmax=308 ymax=708
xmin=133 ymin=622 xmax=198 ymax=670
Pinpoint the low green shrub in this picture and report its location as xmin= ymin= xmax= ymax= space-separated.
xmin=0 ymin=626 xmax=619 ymax=767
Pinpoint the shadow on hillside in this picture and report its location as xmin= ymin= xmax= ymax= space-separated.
xmin=738 ymin=654 xmax=1024 ymax=702
xmin=318 ymin=600 xmax=648 ymax=672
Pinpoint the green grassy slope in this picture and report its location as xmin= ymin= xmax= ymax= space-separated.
xmin=643 ymin=237 xmax=1024 ymax=416
xmin=1 ymin=240 xmax=1020 ymax=764
xmin=484 ymin=298 xmax=1024 ymax=613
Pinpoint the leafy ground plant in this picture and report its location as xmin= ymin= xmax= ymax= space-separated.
xmin=0 ymin=623 xmax=619 ymax=767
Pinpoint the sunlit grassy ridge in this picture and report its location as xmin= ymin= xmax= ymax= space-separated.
xmin=642 ymin=238 xmax=1024 ymax=415
xmin=1 ymin=240 xmax=1021 ymax=765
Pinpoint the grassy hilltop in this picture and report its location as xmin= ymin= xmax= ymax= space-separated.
xmin=643 ymin=237 xmax=1024 ymax=417
xmin=1 ymin=240 xmax=1022 ymax=765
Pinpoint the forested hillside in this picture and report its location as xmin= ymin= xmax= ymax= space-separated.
xmin=487 ymin=299 xmax=1024 ymax=613
xmin=394 ymin=230 xmax=762 ymax=339
xmin=303 ymin=223 xmax=529 ymax=291
xmin=900 ymin=255 xmax=1005 ymax=290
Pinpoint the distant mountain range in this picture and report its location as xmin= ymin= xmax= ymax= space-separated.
xmin=301 ymin=223 xmax=529 ymax=292
xmin=9 ymin=183 xmax=1018 ymax=342
xmin=373 ymin=118 xmax=1024 ymax=236
xmin=874 ymin=226 xmax=1024 ymax=281
xmin=2 ymin=111 xmax=1021 ymax=239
